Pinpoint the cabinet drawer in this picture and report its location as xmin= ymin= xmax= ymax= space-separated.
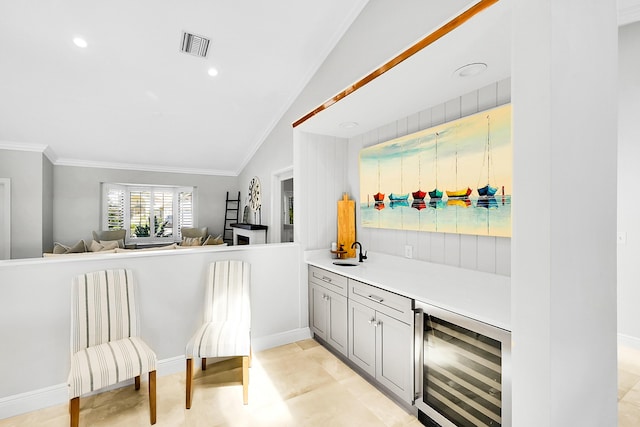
xmin=308 ymin=265 xmax=348 ymax=297
xmin=348 ymin=279 xmax=413 ymax=324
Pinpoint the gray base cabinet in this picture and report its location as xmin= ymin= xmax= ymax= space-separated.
xmin=348 ymin=299 xmax=377 ymax=377
xmin=308 ymin=265 xmax=415 ymax=405
xmin=308 ymin=266 xmax=348 ymax=357
xmin=348 ymin=281 xmax=414 ymax=404
xmin=309 ymin=282 xmax=348 ymax=356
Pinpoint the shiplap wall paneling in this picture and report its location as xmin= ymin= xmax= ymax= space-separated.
xmin=348 ymin=79 xmax=511 ymax=276
xmin=298 ymin=132 xmax=348 ymax=251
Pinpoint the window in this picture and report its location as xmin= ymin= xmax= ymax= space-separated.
xmin=102 ymin=183 xmax=196 ymax=243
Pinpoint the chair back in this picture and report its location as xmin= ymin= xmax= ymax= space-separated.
xmin=203 ymin=260 xmax=250 ymax=323
xmin=71 ymin=269 xmax=139 ymax=353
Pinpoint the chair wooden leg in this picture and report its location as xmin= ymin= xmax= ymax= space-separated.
xmin=249 ymin=346 xmax=253 ymax=368
xmin=186 ymin=358 xmax=193 ymax=409
xmin=149 ymin=370 xmax=156 ymax=425
xmin=69 ymin=397 xmax=79 ymax=427
xmin=135 ymin=375 xmax=141 ymax=390
xmin=242 ymin=356 xmax=249 ymax=405
xmin=201 ymin=357 xmax=206 ymax=371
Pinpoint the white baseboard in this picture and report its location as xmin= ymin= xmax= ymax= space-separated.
xmin=0 ymin=328 xmax=311 ymax=420
xmin=252 ymin=327 xmax=312 ymax=351
xmin=0 ymin=383 xmax=68 ymax=421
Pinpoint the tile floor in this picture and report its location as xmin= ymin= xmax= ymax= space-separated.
xmin=618 ymin=345 xmax=640 ymax=426
xmin=1 ymin=340 xmax=639 ymax=426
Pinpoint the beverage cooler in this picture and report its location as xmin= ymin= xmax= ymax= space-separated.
xmin=414 ymin=301 xmax=511 ymax=427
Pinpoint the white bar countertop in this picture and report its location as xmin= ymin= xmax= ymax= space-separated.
xmin=305 ymin=249 xmax=511 ymax=331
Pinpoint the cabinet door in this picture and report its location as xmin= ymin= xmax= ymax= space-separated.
xmin=309 ymin=282 xmax=328 ymax=341
xmin=375 ymin=311 xmax=414 ymax=404
xmin=348 ymin=299 xmax=376 ymax=377
xmin=326 ymin=291 xmax=348 ymax=357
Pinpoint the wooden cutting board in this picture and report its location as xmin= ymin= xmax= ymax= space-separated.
xmin=337 ymin=193 xmax=356 ymax=258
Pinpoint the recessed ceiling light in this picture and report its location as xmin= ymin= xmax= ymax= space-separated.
xmin=207 ymin=67 xmax=219 ymax=77
xmin=339 ymin=121 xmax=359 ymax=129
xmin=453 ymin=62 xmax=487 ymax=78
xmin=73 ymin=37 xmax=88 ymax=48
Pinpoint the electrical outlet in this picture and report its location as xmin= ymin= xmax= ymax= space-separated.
xmin=405 ymin=245 xmax=413 ymax=259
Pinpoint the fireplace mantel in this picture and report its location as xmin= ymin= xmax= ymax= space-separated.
xmin=230 ymin=223 xmax=268 ymax=245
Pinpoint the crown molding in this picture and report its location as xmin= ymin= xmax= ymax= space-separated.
xmin=0 ymin=141 xmax=59 ymax=164
xmin=54 ymin=158 xmax=237 ymax=177
xmin=0 ymin=141 xmax=236 ymax=176
xmin=0 ymin=141 xmax=48 ymax=153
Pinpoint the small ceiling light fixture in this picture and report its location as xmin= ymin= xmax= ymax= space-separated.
xmin=339 ymin=121 xmax=359 ymax=129
xmin=207 ymin=67 xmax=219 ymax=77
xmin=453 ymin=62 xmax=487 ymax=78
xmin=73 ymin=37 xmax=88 ymax=48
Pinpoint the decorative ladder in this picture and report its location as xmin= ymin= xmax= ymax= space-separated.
xmin=222 ymin=191 xmax=240 ymax=245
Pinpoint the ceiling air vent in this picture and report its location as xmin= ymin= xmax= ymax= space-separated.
xmin=180 ymin=31 xmax=210 ymax=58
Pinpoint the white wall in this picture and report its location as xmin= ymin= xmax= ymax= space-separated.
xmin=294 ymin=133 xmax=349 ymax=249
xmin=511 ymin=0 xmax=618 ymax=425
xmin=0 ymin=244 xmax=307 ymax=418
xmin=0 ymin=149 xmax=45 ymax=258
xmin=618 ymin=21 xmax=640 ymax=345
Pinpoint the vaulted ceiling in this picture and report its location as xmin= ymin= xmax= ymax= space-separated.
xmin=0 ymin=1 xmax=369 ymax=175
xmin=1 ymin=1 xmax=638 ymax=176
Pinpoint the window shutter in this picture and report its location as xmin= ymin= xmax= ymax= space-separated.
xmin=178 ymin=190 xmax=194 ymax=237
xmin=103 ymin=184 xmax=195 ymax=243
xmin=130 ymin=189 xmax=151 ymax=237
xmin=105 ymin=185 xmax=125 ymax=230
xmin=153 ymin=190 xmax=173 ymax=237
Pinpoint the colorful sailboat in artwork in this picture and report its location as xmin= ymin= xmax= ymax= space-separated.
xmin=477 ymin=115 xmax=499 ymax=197
xmin=446 ymin=133 xmax=471 ymax=198
xmin=373 ymin=160 xmax=385 ymax=203
xmin=412 ymin=139 xmax=427 ymax=201
xmin=389 ymin=193 xmax=409 ymax=201
xmin=389 ymin=152 xmax=408 ymax=204
xmin=446 ymin=188 xmax=472 ymax=198
xmin=429 ymin=132 xmax=443 ymax=199
xmin=412 ymin=190 xmax=426 ymax=200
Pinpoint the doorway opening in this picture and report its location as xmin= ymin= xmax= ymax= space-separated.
xmin=271 ymin=167 xmax=293 ymax=243
xmin=281 ymin=178 xmax=293 ymax=242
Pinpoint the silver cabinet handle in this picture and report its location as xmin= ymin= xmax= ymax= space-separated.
xmin=368 ymin=318 xmax=376 ymax=325
xmin=367 ymin=294 xmax=384 ymax=303
xmin=323 ymin=294 xmax=330 ymax=301
xmin=322 ymin=276 xmax=332 ymax=283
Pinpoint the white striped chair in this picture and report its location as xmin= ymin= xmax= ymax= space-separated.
xmin=185 ymin=260 xmax=251 ymax=408
xmin=67 ymin=269 xmax=157 ymax=427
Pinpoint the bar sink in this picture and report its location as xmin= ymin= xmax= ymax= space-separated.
xmin=333 ymin=261 xmax=359 ymax=267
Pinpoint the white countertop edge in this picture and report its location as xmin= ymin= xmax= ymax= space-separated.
xmin=304 ymin=249 xmax=511 ymax=331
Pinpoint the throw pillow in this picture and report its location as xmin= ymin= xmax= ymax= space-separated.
xmin=67 ymin=240 xmax=87 ymax=253
xmin=53 ymin=242 xmax=70 ymax=254
xmin=203 ymin=234 xmax=225 ymax=245
xmin=100 ymin=239 xmax=124 ymax=249
xmin=181 ymin=236 xmax=203 ymax=246
xmin=89 ymin=240 xmax=119 ymax=252
xmin=53 ymin=240 xmax=86 ymax=254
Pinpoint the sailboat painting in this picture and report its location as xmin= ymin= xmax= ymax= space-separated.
xmin=359 ymin=103 xmax=512 ymax=237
